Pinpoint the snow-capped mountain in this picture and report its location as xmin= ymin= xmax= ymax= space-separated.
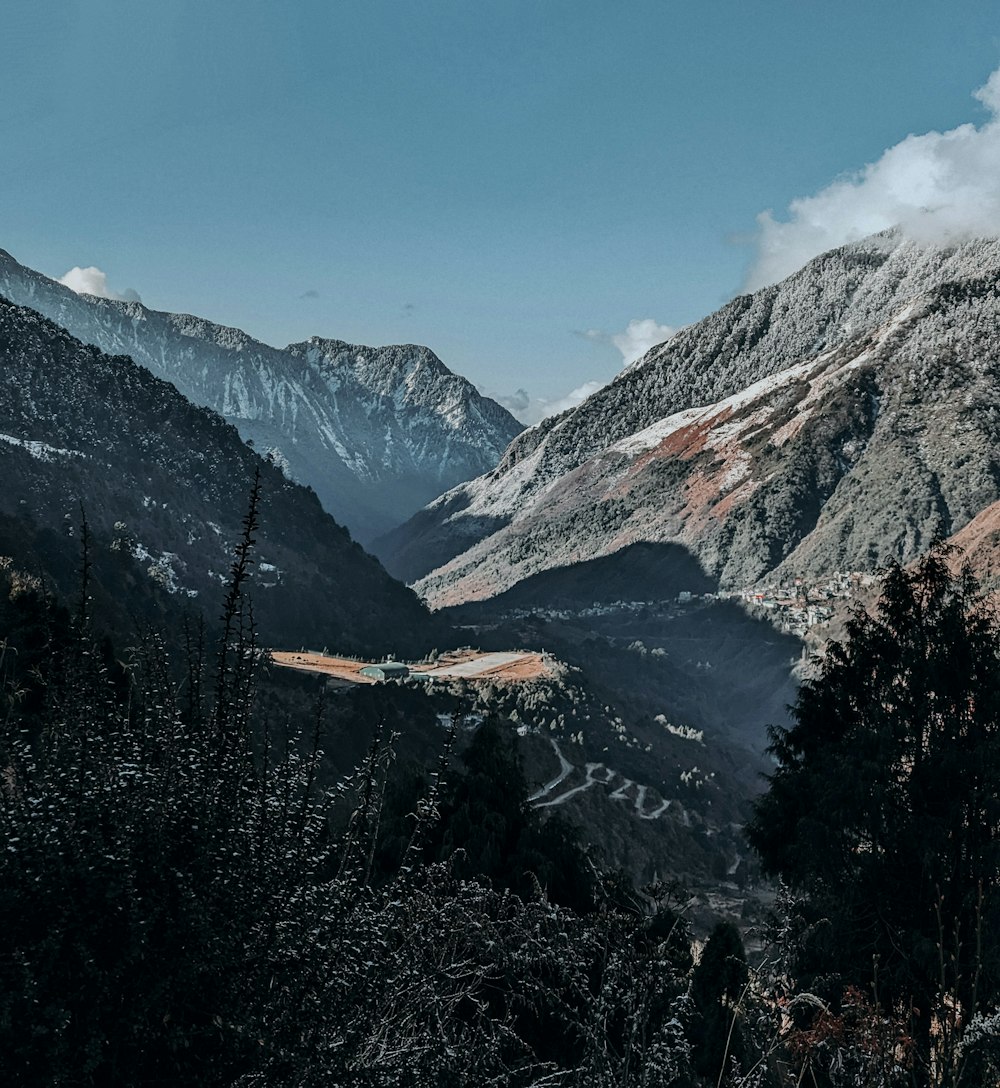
xmin=381 ymin=232 xmax=1000 ymax=605
xmin=0 ymin=250 xmax=522 ymax=544
xmin=0 ymin=296 xmax=440 ymax=655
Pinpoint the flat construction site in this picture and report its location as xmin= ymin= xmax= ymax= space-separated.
xmin=270 ymin=648 xmax=550 ymax=685
xmin=416 ymin=650 xmax=547 ymax=681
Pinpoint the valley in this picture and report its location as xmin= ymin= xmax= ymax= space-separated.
xmin=10 ymin=229 xmax=998 ymax=907
xmin=5 ymin=229 xmax=1000 ymax=1086
xmin=10 ymin=10 xmax=1000 ymax=1081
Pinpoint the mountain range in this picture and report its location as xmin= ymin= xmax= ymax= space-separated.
xmin=0 ymin=290 xmax=797 ymax=902
xmin=0 ymin=296 xmax=438 ymax=656
xmin=0 ymin=249 xmax=522 ymax=544
xmin=11 ymin=226 xmax=1000 ymax=902
xmin=380 ymin=232 xmax=1000 ymax=606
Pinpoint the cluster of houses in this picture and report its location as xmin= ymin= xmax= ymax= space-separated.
xmin=729 ymin=571 xmax=877 ymax=637
xmin=459 ymin=571 xmax=878 ymax=643
xmin=673 ymin=571 xmax=878 ymax=639
xmin=490 ymin=600 xmax=670 ymax=623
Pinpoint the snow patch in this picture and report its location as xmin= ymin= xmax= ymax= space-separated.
xmin=0 ymin=433 xmax=85 ymax=462
xmin=655 ymin=715 xmax=705 ymax=744
xmin=129 ymin=542 xmax=197 ymax=596
xmin=611 ymin=406 xmax=709 ymax=459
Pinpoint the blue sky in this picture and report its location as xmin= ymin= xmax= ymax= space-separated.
xmin=2 ymin=1 xmax=999 ymax=420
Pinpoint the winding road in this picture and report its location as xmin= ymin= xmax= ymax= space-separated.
xmin=530 ymin=738 xmax=679 ymax=820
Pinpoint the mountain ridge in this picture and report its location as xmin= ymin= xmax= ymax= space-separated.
xmin=0 ymin=295 xmax=440 ymax=655
xmin=0 ymin=248 xmax=522 ymax=543
xmin=381 ymin=232 xmax=1000 ymax=605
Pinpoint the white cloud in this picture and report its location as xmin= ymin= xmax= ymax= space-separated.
xmin=58 ymin=265 xmax=141 ymax=303
xmin=494 ymin=388 xmax=532 ymax=416
xmin=583 ymin=317 xmax=677 ymax=366
xmin=489 ymin=317 xmax=676 ymax=427
xmin=612 ymin=318 xmax=677 ymax=365
xmin=746 ymin=67 xmax=1000 ymax=290
xmin=545 ymin=380 xmax=604 ymax=417
xmin=488 ymin=380 xmax=606 ymax=426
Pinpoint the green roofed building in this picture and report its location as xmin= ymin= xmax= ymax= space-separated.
xmin=359 ymin=662 xmax=410 ymax=682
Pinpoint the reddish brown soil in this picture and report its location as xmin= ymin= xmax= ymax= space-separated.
xmin=631 ymin=408 xmax=729 ymax=474
xmin=270 ymin=648 xmax=549 ymax=684
xmin=269 ymin=652 xmax=378 ymax=684
xmin=946 ymin=501 xmax=1000 ymax=580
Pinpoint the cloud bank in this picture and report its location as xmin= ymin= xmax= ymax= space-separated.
xmin=494 ymin=318 xmax=677 ymax=427
xmin=747 ymin=67 xmax=1000 ymax=290
xmin=59 ymin=265 xmax=141 ymax=303
xmin=582 ymin=317 xmax=677 ymax=366
xmin=489 ymin=380 xmax=605 ymax=426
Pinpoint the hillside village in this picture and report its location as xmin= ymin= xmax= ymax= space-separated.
xmin=734 ymin=570 xmax=880 ymax=637
xmin=445 ymin=568 xmax=877 ymax=641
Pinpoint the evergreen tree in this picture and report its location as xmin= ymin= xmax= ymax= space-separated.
xmin=0 ymin=495 xmax=706 ymax=1085
xmin=430 ymin=716 xmax=598 ymax=912
xmin=748 ymin=548 xmax=1000 ymax=1086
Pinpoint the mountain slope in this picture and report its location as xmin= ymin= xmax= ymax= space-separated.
xmin=0 ymin=249 xmax=522 ymax=543
xmin=382 ymin=233 xmax=1000 ymax=605
xmin=0 ymin=296 xmax=439 ymax=655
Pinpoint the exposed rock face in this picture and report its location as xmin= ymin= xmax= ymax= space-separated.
xmin=0 ymin=297 xmax=438 ymax=655
xmin=381 ymin=233 xmax=1000 ymax=605
xmin=0 ymin=250 xmax=522 ymax=543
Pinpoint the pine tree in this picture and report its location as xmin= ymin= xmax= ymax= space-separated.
xmin=748 ymin=547 xmax=1000 ymax=1087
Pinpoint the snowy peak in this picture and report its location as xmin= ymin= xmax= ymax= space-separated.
xmin=494 ymin=233 xmax=1000 ymax=489
xmin=286 ymin=337 xmax=515 ymax=442
xmin=0 ymin=249 xmax=522 ymax=543
xmin=382 ymin=233 xmax=1000 ymax=602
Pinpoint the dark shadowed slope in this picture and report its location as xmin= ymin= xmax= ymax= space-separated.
xmin=0 ymin=297 xmax=441 ymax=656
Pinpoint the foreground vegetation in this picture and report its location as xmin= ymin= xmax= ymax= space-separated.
xmin=2 ymin=490 xmax=1000 ymax=1085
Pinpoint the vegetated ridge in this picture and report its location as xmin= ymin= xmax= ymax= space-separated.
xmin=381 ymin=231 xmax=1000 ymax=605
xmin=0 ymin=248 xmax=523 ymax=544
xmin=0 ymin=296 xmax=437 ymax=656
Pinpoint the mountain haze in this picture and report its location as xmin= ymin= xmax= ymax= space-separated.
xmin=0 ymin=249 xmax=522 ymax=544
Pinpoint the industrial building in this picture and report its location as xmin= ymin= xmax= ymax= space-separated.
xmin=359 ymin=662 xmax=410 ymax=682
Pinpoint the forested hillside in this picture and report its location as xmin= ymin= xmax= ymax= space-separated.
xmin=0 ymin=297 xmax=438 ymax=656
xmin=383 ymin=234 xmax=1000 ymax=606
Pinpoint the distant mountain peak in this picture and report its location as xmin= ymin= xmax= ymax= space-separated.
xmin=0 ymin=295 xmax=438 ymax=654
xmin=0 ymin=248 xmax=522 ymax=543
